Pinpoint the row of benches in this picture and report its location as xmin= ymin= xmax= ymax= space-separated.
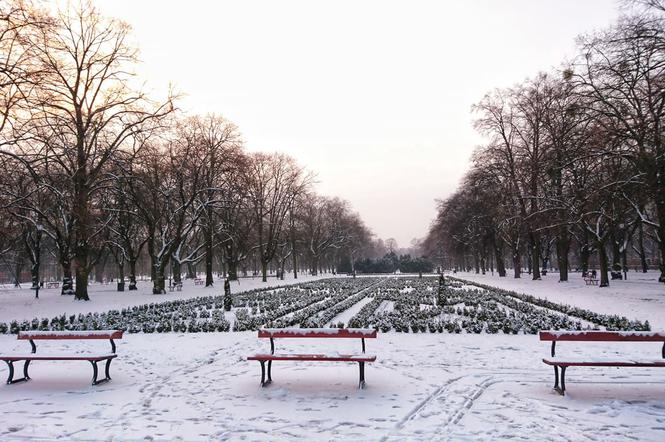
xmin=1 ymin=329 xmax=663 ymax=396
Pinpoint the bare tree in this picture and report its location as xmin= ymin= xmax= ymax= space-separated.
xmin=245 ymin=152 xmax=312 ymax=282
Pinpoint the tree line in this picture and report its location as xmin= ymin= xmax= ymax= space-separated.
xmin=0 ymin=1 xmax=377 ymax=299
xmin=424 ymin=0 xmax=665 ymax=286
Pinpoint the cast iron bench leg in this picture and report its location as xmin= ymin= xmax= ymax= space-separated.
xmin=359 ymin=361 xmax=366 ymax=389
xmin=258 ymin=360 xmax=272 ymax=387
xmin=4 ymin=360 xmax=30 ymax=384
xmin=90 ymin=359 xmax=112 ymax=386
xmin=23 ymin=359 xmax=31 ymax=381
xmin=553 ymin=365 xmax=566 ymax=396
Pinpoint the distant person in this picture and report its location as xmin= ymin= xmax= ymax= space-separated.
xmin=591 ymin=269 xmax=597 ymax=279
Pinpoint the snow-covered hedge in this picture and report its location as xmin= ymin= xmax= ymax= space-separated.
xmin=0 ymin=276 xmax=648 ymax=335
xmin=346 ymin=277 xmax=649 ymax=334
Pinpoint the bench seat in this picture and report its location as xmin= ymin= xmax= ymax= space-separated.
xmin=248 ymin=353 xmax=377 ymax=363
xmin=1 ymin=354 xmax=117 ymax=362
xmin=544 ymin=357 xmax=665 ymax=367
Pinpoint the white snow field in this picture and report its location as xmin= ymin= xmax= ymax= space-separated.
xmin=0 ymin=274 xmax=664 ymax=441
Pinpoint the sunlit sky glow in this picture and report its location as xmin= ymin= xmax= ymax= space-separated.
xmin=95 ymin=0 xmax=622 ymax=246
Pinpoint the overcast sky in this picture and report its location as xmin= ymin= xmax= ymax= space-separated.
xmin=96 ymin=0 xmax=622 ymax=246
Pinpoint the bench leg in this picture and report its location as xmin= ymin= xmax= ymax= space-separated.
xmin=267 ymin=360 xmax=272 ymax=383
xmin=90 ymin=359 xmax=113 ymax=386
xmin=23 ymin=360 xmax=31 ymax=381
xmin=259 ymin=360 xmax=271 ymax=387
xmin=4 ymin=360 xmax=30 ymax=384
xmin=552 ymin=365 xmax=566 ymax=396
xmin=359 ymin=362 xmax=366 ymax=389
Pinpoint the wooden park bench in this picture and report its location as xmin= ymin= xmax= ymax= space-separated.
xmin=45 ymin=281 xmax=60 ymax=289
xmin=540 ymin=330 xmax=665 ymax=395
xmin=1 ymin=330 xmax=123 ymax=386
xmin=247 ymin=328 xmax=377 ymax=389
xmin=194 ymin=278 xmax=204 ymax=286
xmin=584 ymin=277 xmax=598 ymax=286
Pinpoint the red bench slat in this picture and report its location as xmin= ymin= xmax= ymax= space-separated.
xmin=543 ymin=358 xmax=665 ymax=367
xmin=248 ymin=353 xmax=377 ymax=362
xmin=17 ymin=330 xmax=124 ymax=340
xmin=539 ymin=331 xmax=665 ymax=342
xmin=0 ymin=354 xmax=117 ymax=362
xmin=258 ymin=328 xmax=377 ymax=339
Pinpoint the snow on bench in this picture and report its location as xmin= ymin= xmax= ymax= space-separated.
xmin=1 ymin=330 xmax=124 ymax=385
xmin=248 ymin=328 xmax=378 ymax=388
xmin=539 ymin=330 xmax=665 ymax=395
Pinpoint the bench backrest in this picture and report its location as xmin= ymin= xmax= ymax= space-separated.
xmin=17 ymin=330 xmax=124 ymax=340
xmin=540 ymin=331 xmax=664 ymax=342
xmin=258 ymin=328 xmax=377 ymax=339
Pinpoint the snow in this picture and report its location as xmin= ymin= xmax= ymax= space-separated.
xmin=0 ymin=274 xmax=664 ymax=440
xmin=327 ymin=296 xmax=375 ymax=326
xmin=1 ymin=332 xmax=664 ymax=440
xmin=453 ymin=270 xmax=665 ymax=328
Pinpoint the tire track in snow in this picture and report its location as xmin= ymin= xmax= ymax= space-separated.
xmin=379 ymin=375 xmax=465 ymax=442
xmin=382 ymin=372 xmax=536 ymax=441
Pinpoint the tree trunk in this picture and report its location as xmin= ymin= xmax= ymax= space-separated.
xmin=654 ymin=158 xmax=665 ymax=283
xmin=153 ymin=265 xmax=166 ymax=294
xmin=598 ymin=243 xmax=610 ymax=287
xmin=173 ymin=260 xmax=182 ymax=284
xmin=556 ymin=229 xmax=570 ymax=282
xmin=227 ymin=259 xmax=238 ymax=281
xmin=205 ymin=234 xmax=214 ymax=286
xmin=61 ymin=257 xmax=74 ymax=295
xmin=13 ymin=257 xmax=24 ymax=287
xmin=261 ymin=259 xmax=268 ymax=282
xmin=94 ymin=254 xmax=107 ymax=283
xmin=512 ymin=249 xmax=521 ymax=279
xmin=147 ymin=235 xmax=157 ymax=281
xmin=493 ymin=238 xmax=506 ymax=277
xmin=73 ymin=173 xmax=90 ymax=301
xmin=580 ymin=232 xmax=591 ymax=277
xmin=185 ymin=262 xmax=195 ymax=279
xmin=30 ymin=260 xmax=40 ymax=290
xmin=128 ymin=258 xmax=138 ymax=290
xmin=529 ymin=232 xmax=541 ymax=280
xmin=117 ymin=263 xmax=125 ymax=285
xmin=637 ymin=221 xmax=649 ymax=273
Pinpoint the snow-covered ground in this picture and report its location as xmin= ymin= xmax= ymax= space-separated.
xmin=1 ymin=333 xmax=664 ymax=441
xmin=0 ymin=274 xmax=331 ymax=325
xmin=453 ymin=270 xmax=665 ymax=328
xmin=1 ymin=273 xmax=664 ymax=441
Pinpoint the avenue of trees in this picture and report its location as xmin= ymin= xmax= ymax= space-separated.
xmin=425 ymin=1 xmax=665 ymax=286
xmin=0 ymin=1 xmax=377 ymax=299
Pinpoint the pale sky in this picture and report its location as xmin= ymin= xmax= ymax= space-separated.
xmin=96 ymin=0 xmax=622 ymax=246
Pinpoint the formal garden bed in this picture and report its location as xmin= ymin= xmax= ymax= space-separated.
xmin=0 ymin=276 xmax=649 ymax=335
